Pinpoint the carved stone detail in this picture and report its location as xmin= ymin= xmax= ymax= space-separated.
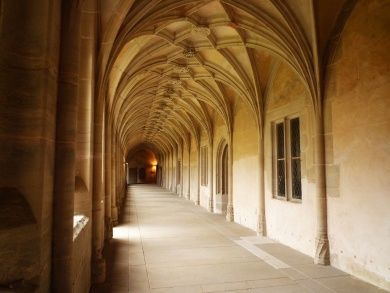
xmin=165 ymin=87 xmax=175 ymax=95
xmin=171 ymin=78 xmax=182 ymax=86
xmin=183 ymin=47 xmax=196 ymax=58
xmin=192 ymin=25 xmax=211 ymax=37
xmin=173 ymin=64 xmax=190 ymax=74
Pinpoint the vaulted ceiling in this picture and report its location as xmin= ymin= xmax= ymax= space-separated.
xmin=97 ymin=0 xmax=349 ymax=158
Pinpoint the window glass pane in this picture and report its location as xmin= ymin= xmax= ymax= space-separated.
xmin=277 ymin=160 xmax=286 ymax=197
xmin=291 ymin=158 xmax=302 ymax=199
xmin=276 ymin=122 xmax=285 ymax=158
xmin=290 ymin=118 xmax=300 ymax=157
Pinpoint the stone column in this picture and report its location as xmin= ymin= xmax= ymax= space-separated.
xmin=160 ymin=155 xmax=164 ymax=187
xmin=115 ymin=141 xmax=120 ymax=208
xmin=104 ymin=110 xmax=112 ymax=239
xmin=170 ymin=151 xmax=173 ymax=191
xmin=208 ymin=140 xmax=214 ymax=212
xmin=174 ymin=147 xmax=178 ymax=194
xmin=76 ymin=0 xmax=97 ymax=218
xmin=181 ymin=143 xmax=184 ymax=197
xmin=226 ymin=137 xmax=234 ymax=222
xmin=314 ymin=114 xmax=330 ymax=265
xmin=165 ymin=154 xmax=169 ymax=189
xmin=52 ymin=1 xmax=81 ymax=291
xmin=111 ymin=130 xmax=118 ymax=226
xmin=196 ymin=142 xmax=201 ymax=205
xmin=166 ymin=153 xmax=170 ymax=189
xmin=0 ymin=1 xmax=61 ymax=291
xmin=187 ymin=143 xmax=191 ymax=199
xmin=92 ymin=102 xmax=106 ymax=283
xmin=257 ymin=134 xmax=266 ymax=236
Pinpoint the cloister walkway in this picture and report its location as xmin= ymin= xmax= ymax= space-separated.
xmin=92 ymin=185 xmax=386 ymax=293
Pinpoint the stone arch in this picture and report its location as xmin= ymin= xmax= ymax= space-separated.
xmin=215 ymin=138 xmax=229 ymax=214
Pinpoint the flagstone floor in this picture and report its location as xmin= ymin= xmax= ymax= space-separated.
xmin=91 ymin=184 xmax=387 ymax=293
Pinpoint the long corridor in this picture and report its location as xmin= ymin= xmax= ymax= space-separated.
xmin=92 ymin=185 xmax=386 ymax=293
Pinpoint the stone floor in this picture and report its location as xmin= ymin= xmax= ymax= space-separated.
xmin=91 ymin=184 xmax=387 ymax=293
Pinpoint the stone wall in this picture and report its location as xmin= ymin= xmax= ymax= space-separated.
xmin=0 ymin=1 xmax=61 ymax=291
xmin=264 ymin=63 xmax=317 ymax=257
xmin=232 ymin=101 xmax=260 ymax=231
xmin=325 ymin=0 xmax=390 ymax=289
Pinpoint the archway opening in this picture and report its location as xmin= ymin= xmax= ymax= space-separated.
xmin=216 ymin=141 xmax=229 ymax=215
xmin=127 ymin=148 xmax=158 ymax=184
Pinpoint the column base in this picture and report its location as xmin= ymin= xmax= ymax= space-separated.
xmin=92 ymin=257 xmax=106 ymax=284
xmin=195 ymin=199 xmax=200 ymax=205
xmin=208 ymin=199 xmax=213 ymax=212
xmin=105 ymin=218 xmax=113 ymax=239
xmin=226 ymin=204 xmax=234 ymax=222
xmin=314 ymin=233 xmax=330 ymax=265
xmin=111 ymin=206 xmax=118 ymax=226
xmin=257 ymin=215 xmax=266 ymax=236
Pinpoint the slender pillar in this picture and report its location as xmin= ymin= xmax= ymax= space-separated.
xmin=104 ymin=111 xmax=112 ymax=239
xmin=187 ymin=143 xmax=191 ymax=199
xmin=257 ymin=132 xmax=266 ymax=235
xmin=76 ymin=0 xmax=96 ymax=218
xmin=92 ymin=102 xmax=106 ymax=283
xmin=208 ymin=140 xmax=214 ymax=212
xmin=181 ymin=143 xmax=184 ymax=197
xmin=170 ymin=151 xmax=174 ymax=192
xmin=226 ymin=137 xmax=234 ymax=222
xmin=111 ymin=130 xmax=118 ymax=226
xmin=165 ymin=154 xmax=169 ymax=189
xmin=166 ymin=153 xmax=170 ymax=190
xmin=314 ymin=114 xmax=330 ymax=265
xmin=52 ymin=2 xmax=80 ymax=291
xmin=196 ymin=142 xmax=201 ymax=205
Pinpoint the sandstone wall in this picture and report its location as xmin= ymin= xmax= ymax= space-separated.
xmin=325 ymin=1 xmax=390 ymax=289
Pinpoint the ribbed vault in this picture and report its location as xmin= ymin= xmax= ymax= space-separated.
xmin=98 ymin=0 xmax=345 ymax=158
